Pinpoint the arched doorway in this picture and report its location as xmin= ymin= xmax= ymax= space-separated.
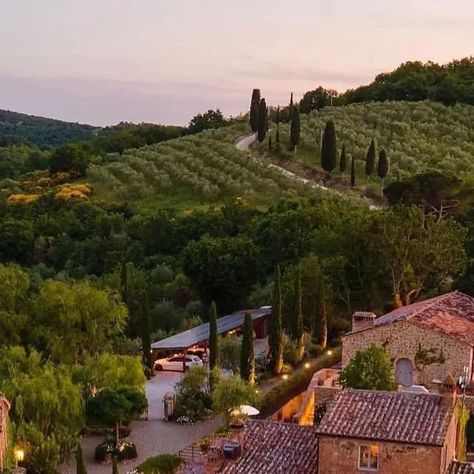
xmin=395 ymin=358 xmax=414 ymax=387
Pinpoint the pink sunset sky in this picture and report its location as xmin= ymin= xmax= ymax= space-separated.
xmin=0 ymin=0 xmax=472 ymax=126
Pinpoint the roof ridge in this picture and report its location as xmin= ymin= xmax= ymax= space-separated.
xmin=404 ymin=291 xmax=456 ymax=321
xmin=343 ymin=388 xmax=441 ymax=399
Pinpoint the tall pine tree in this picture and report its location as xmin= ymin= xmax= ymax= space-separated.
xmin=365 ymin=139 xmax=376 ymax=178
xmin=76 ymin=442 xmax=87 ymax=474
xmin=290 ymin=105 xmax=301 ymax=154
xmin=249 ymin=89 xmax=261 ymax=133
xmin=293 ymin=269 xmax=304 ymax=362
xmin=350 ymin=155 xmax=356 ymax=187
xmin=240 ymin=312 xmax=255 ymax=384
xmin=377 ymin=148 xmax=390 ymax=195
xmin=339 ymin=143 xmax=347 ymax=173
xmin=257 ymin=98 xmax=268 ymax=143
xmin=269 ymin=266 xmax=283 ymax=375
xmin=209 ymin=301 xmax=219 ymax=370
xmin=321 ymin=120 xmax=337 ymax=175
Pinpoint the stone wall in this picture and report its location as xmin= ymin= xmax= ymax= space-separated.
xmin=318 ymin=436 xmax=443 ymax=474
xmin=342 ymin=320 xmax=472 ymax=386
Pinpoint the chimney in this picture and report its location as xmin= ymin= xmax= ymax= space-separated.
xmin=351 ymin=312 xmax=376 ymax=333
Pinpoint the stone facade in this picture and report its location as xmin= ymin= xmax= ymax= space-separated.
xmin=318 ymin=436 xmax=452 ymax=474
xmin=318 ymin=409 xmax=457 ymax=474
xmin=342 ymin=320 xmax=473 ymax=387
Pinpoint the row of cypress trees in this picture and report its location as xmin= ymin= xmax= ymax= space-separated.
xmin=209 ymin=301 xmax=255 ymax=383
xmin=250 ymin=89 xmax=268 ymax=144
xmin=250 ymin=90 xmax=390 ymax=192
xmin=320 ymin=120 xmax=390 ymax=191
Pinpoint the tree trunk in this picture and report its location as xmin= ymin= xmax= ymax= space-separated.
xmin=394 ymin=292 xmax=403 ymax=308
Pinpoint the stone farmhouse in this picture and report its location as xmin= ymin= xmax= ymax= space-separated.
xmin=316 ymin=389 xmax=458 ymax=474
xmin=342 ymin=291 xmax=474 ymax=388
xmin=0 ymin=393 xmax=11 ymax=472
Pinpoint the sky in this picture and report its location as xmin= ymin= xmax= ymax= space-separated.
xmin=0 ymin=0 xmax=473 ymax=126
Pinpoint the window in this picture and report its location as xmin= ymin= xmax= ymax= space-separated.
xmin=358 ymin=445 xmax=379 ymax=471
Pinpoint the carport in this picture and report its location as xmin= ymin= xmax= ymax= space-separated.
xmin=151 ymin=308 xmax=271 ymax=371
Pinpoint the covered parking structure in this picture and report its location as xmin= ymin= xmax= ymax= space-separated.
xmin=151 ymin=308 xmax=271 ymax=371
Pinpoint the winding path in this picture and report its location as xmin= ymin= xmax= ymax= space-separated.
xmin=234 ymin=133 xmax=332 ymax=193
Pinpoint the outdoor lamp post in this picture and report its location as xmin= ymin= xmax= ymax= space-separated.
xmin=14 ymin=448 xmax=24 ymax=466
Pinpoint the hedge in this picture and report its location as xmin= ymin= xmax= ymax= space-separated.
xmin=258 ymin=348 xmax=341 ymax=418
xmin=136 ymin=454 xmax=184 ymax=473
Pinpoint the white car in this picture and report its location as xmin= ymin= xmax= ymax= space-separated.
xmin=154 ymin=354 xmax=203 ymax=372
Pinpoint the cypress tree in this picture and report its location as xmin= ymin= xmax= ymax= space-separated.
xmin=249 ymin=89 xmax=260 ymax=133
xmin=321 ymin=120 xmax=337 ymax=176
xmin=257 ymin=98 xmax=268 ymax=143
xmin=209 ymin=301 xmax=219 ymax=370
xmin=377 ymin=148 xmax=390 ymax=194
xmin=290 ymin=105 xmax=300 ymax=154
xmin=293 ymin=269 xmax=304 ymax=362
xmin=140 ymin=290 xmax=152 ymax=374
xmin=350 ymin=155 xmax=356 ymax=187
xmin=365 ymin=139 xmax=376 ymax=178
xmin=276 ymin=106 xmax=280 ymax=146
xmin=240 ymin=312 xmax=255 ymax=384
xmin=269 ymin=266 xmax=283 ymax=375
xmin=76 ymin=442 xmax=87 ymax=474
xmin=112 ymin=456 xmax=119 ymax=474
xmin=339 ymin=143 xmax=347 ymax=173
xmin=289 ymin=92 xmax=294 ymax=120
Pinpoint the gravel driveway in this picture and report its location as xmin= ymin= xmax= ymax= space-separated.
xmin=61 ymin=372 xmax=221 ymax=474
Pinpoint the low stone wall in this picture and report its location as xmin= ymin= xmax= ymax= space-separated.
xmin=293 ymin=368 xmax=341 ymax=426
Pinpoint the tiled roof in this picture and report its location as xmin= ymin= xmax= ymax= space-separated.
xmin=220 ymin=420 xmax=318 ymax=474
xmin=446 ymin=462 xmax=474 ymax=474
xmin=315 ymin=389 xmax=454 ymax=446
xmin=348 ymin=291 xmax=474 ymax=346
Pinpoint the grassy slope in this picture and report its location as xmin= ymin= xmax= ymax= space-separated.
xmin=88 ymin=101 xmax=474 ymax=211
xmin=268 ymin=101 xmax=474 ymax=189
xmin=0 ymin=109 xmax=98 ymax=147
xmin=87 ymin=123 xmax=330 ymax=213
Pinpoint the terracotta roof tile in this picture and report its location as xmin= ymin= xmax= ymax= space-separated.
xmin=446 ymin=461 xmax=474 ymax=474
xmin=315 ymin=389 xmax=453 ymax=446
xmin=348 ymin=291 xmax=474 ymax=346
xmin=220 ymin=420 xmax=318 ymax=474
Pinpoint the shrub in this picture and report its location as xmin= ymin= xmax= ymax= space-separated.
xmin=173 ymin=366 xmax=212 ymax=422
xmin=94 ymin=439 xmax=138 ymax=462
xmin=212 ymin=375 xmax=258 ymax=423
xmin=340 ymin=345 xmax=396 ymax=391
xmin=307 ymin=343 xmax=323 ymax=358
xmin=136 ymin=453 xmax=184 ymax=473
xmin=86 ymin=386 xmax=148 ymax=427
xmin=219 ymin=336 xmax=241 ymax=373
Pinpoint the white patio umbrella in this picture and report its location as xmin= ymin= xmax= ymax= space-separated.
xmin=231 ymin=404 xmax=260 ymax=417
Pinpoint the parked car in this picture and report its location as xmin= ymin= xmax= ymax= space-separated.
xmin=187 ymin=348 xmax=209 ymax=361
xmin=154 ymin=354 xmax=203 ymax=372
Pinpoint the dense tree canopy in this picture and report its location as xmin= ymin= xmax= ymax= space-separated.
xmin=341 ymin=58 xmax=474 ymax=106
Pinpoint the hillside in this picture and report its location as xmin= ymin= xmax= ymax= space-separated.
xmin=271 ymin=101 xmax=474 ymax=185
xmin=341 ymin=58 xmax=474 ymax=106
xmin=0 ymin=109 xmax=98 ymax=147
xmin=85 ymin=100 xmax=474 ymax=210
xmin=87 ymin=122 xmax=328 ymax=211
